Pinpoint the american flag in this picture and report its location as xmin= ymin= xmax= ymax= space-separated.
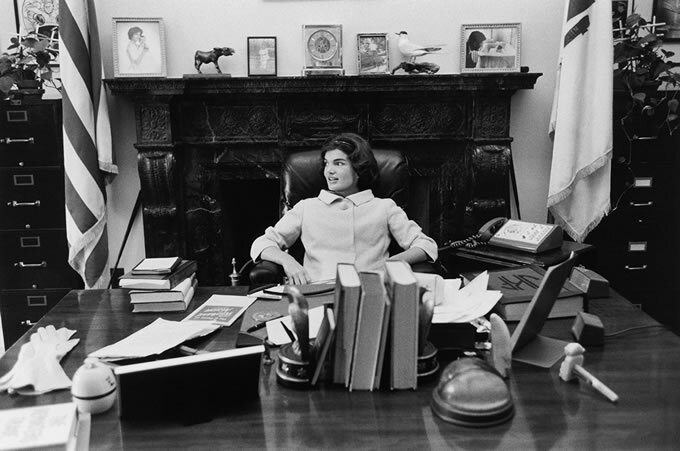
xmin=59 ymin=0 xmax=118 ymax=288
xmin=548 ymin=0 xmax=613 ymax=242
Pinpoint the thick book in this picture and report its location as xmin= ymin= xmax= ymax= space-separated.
xmin=131 ymin=256 xmax=182 ymax=275
xmin=114 ymin=345 xmax=263 ymax=421
xmin=462 ymin=265 xmax=585 ymax=321
xmin=349 ymin=271 xmax=390 ymax=391
xmin=332 ymin=263 xmax=362 ymax=386
xmin=129 ymin=273 xmax=196 ymax=303
xmin=373 ymin=286 xmax=391 ymax=391
xmin=119 ymin=260 xmax=198 ymax=290
xmin=384 ymin=260 xmax=418 ymax=390
xmin=131 ymin=279 xmax=198 ymax=313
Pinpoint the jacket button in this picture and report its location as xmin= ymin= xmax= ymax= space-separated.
xmin=339 ymin=203 xmax=349 ymax=211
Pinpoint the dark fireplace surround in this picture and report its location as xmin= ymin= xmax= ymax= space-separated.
xmin=107 ymin=74 xmax=540 ymax=285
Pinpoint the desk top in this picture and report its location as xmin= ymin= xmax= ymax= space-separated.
xmin=1 ymin=287 xmax=679 ymax=449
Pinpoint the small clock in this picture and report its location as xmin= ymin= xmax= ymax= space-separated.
xmin=303 ymin=24 xmax=344 ymax=75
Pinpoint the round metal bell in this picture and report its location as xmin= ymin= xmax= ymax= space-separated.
xmin=431 ymin=357 xmax=514 ymax=427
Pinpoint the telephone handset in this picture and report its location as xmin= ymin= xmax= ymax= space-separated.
xmin=443 ymin=217 xmax=563 ymax=254
xmin=478 ymin=217 xmax=509 ymax=241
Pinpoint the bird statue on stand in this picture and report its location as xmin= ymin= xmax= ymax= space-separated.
xmin=396 ymin=31 xmax=444 ymax=63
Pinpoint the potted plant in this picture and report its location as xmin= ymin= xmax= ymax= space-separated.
xmin=0 ymin=28 xmax=59 ymax=100
xmin=613 ymin=13 xmax=680 ymax=137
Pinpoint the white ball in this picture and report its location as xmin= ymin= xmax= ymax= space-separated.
xmin=71 ymin=358 xmax=117 ymax=414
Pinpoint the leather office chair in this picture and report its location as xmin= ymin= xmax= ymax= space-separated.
xmin=247 ymin=148 xmax=442 ymax=286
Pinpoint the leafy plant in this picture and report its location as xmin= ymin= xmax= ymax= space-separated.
xmin=0 ymin=28 xmax=59 ymax=99
xmin=613 ymin=14 xmax=680 ymax=135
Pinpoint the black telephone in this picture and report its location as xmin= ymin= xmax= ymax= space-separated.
xmin=444 ymin=217 xmax=563 ymax=254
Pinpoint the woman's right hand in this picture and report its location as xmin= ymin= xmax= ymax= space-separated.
xmin=259 ymin=246 xmax=310 ymax=285
xmin=282 ymin=258 xmax=310 ymax=285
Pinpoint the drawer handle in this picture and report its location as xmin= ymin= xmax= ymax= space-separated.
xmin=14 ymin=260 xmax=47 ymax=268
xmin=20 ymin=320 xmax=37 ymax=326
xmin=629 ymin=201 xmax=653 ymax=207
xmin=7 ymin=200 xmax=41 ymax=207
xmin=625 ymin=264 xmax=648 ymax=271
xmin=1 ymin=137 xmax=35 ymax=145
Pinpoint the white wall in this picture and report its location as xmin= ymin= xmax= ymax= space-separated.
xmin=94 ymin=0 xmax=567 ymax=272
xmin=0 ymin=0 xmax=669 ymax=272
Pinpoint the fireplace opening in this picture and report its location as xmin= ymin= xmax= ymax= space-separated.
xmin=220 ymin=178 xmax=280 ymax=272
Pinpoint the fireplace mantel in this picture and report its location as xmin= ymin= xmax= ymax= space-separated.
xmin=107 ymin=73 xmax=541 ymax=284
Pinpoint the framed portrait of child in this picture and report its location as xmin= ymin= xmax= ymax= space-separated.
xmin=112 ymin=17 xmax=167 ymax=77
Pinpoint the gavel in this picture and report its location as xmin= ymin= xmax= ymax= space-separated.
xmin=559 ymin=342 xmax=619 ymax=403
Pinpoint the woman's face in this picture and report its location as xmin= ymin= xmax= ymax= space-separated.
xmin=323 ymin=149 xmax=359 ymax=196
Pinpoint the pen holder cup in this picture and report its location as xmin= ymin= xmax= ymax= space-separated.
xmin=418 ymin=341 xmax=440 ymax=379
xmin=276 ymin=342 xmax=312 ymax=388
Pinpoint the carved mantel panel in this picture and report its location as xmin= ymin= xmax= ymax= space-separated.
xmin=107 ymin=74 xmax=540 ymax=285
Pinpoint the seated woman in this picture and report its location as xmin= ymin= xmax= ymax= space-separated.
xmin=250 ymin=133 xmax=438 ymax=285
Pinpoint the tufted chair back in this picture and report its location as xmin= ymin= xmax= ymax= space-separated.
xmin=281 ymin=148 xmax=409 ymax=214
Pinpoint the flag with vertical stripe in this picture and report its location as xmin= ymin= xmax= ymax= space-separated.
xmin=60 ymin=0 xmax=118 ymax=288
xmin=548 ymin=0 xmax=613 ymax=242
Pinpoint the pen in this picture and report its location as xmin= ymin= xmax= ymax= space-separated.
xmin=246 ymin=314 xmax=283 ymax=333
xmin=248 ymin=283 xmax=278 ymax=295
xmin=178 ymin=345 xmax=209 ymax=356
xmin=280 ymin=322 xmax=296 ymax=341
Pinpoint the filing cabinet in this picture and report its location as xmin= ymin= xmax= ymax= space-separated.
xmin=0 ymin=98 xmax=81 ymax=348
xmin=586 ymin=92 xmax=680 ymax=332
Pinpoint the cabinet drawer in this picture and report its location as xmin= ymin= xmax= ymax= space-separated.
xmin=0 ymin=167 xmax=65 ymax=229
xmin=0 ymin=288 xmax=68 ymax=349
xmin=0 ymin=103 xmax=61 ymax=167
xmin=0 ymin=230 xmax=79 ymax=289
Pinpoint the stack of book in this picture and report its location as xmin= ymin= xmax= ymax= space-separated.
xmin=118 ymin=257 xmax=198 ymax=313
xmin=330 ymin=261 xmax=420 ymax=391
xmin=461 ymin=264 xmax=586 ymax=321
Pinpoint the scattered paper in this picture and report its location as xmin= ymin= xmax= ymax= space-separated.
xmin=88 ymin=318 xmax=220 ymax=361
xmin=266 ymin=305 xmax=325 ymax=346
xmin=432 ymin=271 xmax=502 ymax=323
xmin=183 ymin=295 xmax=255 ymax=327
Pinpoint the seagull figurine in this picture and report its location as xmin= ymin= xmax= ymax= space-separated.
xmin=396 ymin=31 xmax=445 ymax=63
xmin=285 ymin=286 xmax=310 ymax=362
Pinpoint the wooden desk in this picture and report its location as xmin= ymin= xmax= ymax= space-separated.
xmin=1 ymin=288 xmax=679 ymax=449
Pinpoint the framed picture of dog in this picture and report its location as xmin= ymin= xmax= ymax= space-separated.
xmin=357 ymin=33 xmax=389 ymax=75
xmin=112 ymin=17 xmax=167 ymax=77
xmin=460 ymin=23 xmax=521 ymax=73
xmin=247 ymin=36 xmax=277 ymax=76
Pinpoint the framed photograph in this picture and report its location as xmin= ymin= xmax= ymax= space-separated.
xmin=14 ymin=0 xmax=59 ymax=34
xmin=303 ymin=24 xmax=344 ymax=75
xmin=653 ymin=0 xmax=680 ymax=41
xmin=112 ymin=17 xmax=167 ymax=78
xmin=357 ymin=33 xmax=389 ymax=75
xmin=461 ymin=23 xmax=521 ymax=73
xmin=247 ymin=36 xmax=277 ymax=76
xmin=612 ymin=1 xmax=631 ymax=38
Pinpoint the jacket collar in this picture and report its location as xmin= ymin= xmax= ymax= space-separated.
xmin=319 ymin=189 xmax=374 ymax=206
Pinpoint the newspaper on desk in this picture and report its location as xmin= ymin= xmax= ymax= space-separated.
xmin=415 ymin=271 xmax=502 ymax=323
xmin=88 ymin=318 xmax=221 ymax=361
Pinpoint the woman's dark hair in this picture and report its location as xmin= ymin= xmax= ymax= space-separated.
xmin=320 ymin=133 xmax=379 ymax=190
xmin=467 ymin=31 xmax=486 ymax=51
xmin=128 ymin=26 xmax=144 ymax=40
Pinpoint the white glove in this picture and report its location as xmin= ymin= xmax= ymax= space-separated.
xmin=0 ymin=325 xmax=79 ymax=395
